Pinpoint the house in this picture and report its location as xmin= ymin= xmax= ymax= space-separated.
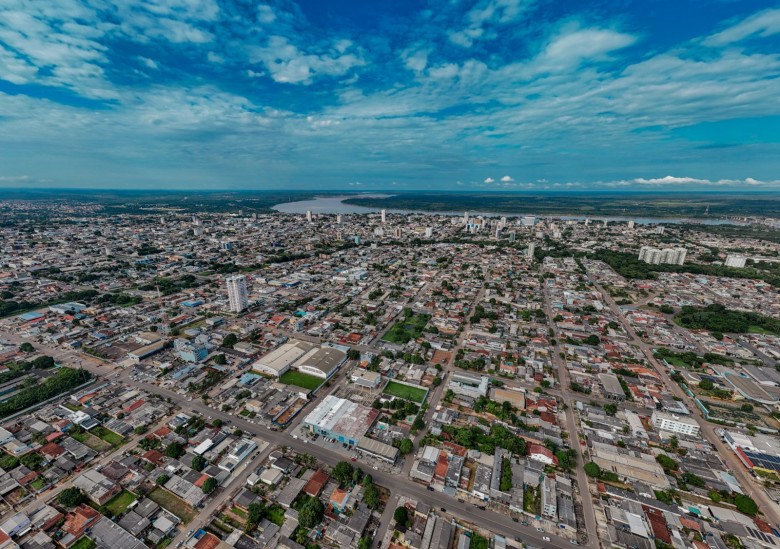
xmin=528 ymin=444 xmax=558 ymax=466
xmin=303 ymin=469 xmax=329 ymax=497
xmin=72 ymin=470 xmax=120 ymax=505
xmin=330 ymin=488 xmax=350 ymax=513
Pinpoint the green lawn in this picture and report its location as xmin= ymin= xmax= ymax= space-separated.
xmin=279 ymin=370 xmax=323 ymax=390
xmin=382 ymin=312 xmax=431 ymax=344
xmin=71 ymin=538 xmax=96 ymax=549
xmin=266 ymin=504 xmax=285 ymax=527
xmin=92 ymin=426 xmax=125 ymax=447
xmin=470 ymin=533 xmax=488 ymax=549
xmin=383 ymin=381 xmax=427 ymax=403
xmin=148 ymin=488 xmax=197 ymax=523
xmin=105 ymin=490 xmax=137 ymax=516
xmin=30 ymin=477 xmax=48 ymax=491
xmin=71 ymin=432 xmax=112 ymax=453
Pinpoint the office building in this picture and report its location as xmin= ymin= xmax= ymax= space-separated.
xmin=336 ymin=214 xmax=342 ymax=224
xmin=651 ymin=410 xmax=700 ymax=436
xmin=306 ymin=210 xmax=312 ymax=223
xmin=463 ymin=211 xmax=469 ymax=225
xmin=226 ymin=275 xmax=249 ymax=313
xmin=627 ymin=220 xmax=635 ymax=229
xmin=380 ymin=209 xmax=386 ymax=223
xmin=521 ymin=215 xmax=536 ymax=227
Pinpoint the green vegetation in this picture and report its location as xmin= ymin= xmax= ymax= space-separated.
xmin=71 ymin=538 xmax=96 ymax=549
xmin=656 ymin=454 xmax=678 ymax=473
xmin=279 ymin=370 xmax=323 ymax=390
xmin=266 ymin=504 xmax=285 ymax=526
xmin=393 ymin=506 xmax=410 ymax=528
xmin=584 ymin=462 xmax=601 ymax=478
xmin=104 ymin=490 xmax=137 ymax=516
xmin=92 ymin=426 xmax=124 ymax=447
xmin=735 ymin=494 xmax=759 ymax=516
xmin=499 ymin=457 xmax=513 ymax=491
xmin=440 ymin=423 xmax=527 ymax=455
xmin=655 ymin=347 xmax=732 ymax=368
xmin=382 ymin=381 xmax=427 ymax=403
xmin=148 ymin=487 xmax=197 ymax=523
xmin=298 ymin=496 xmax=325 ymax=528
xmin=0 ymin=453 xmax=19 ymax=470
xmin=382 ymin=309 xmax=431 ymax=344
xmin=202 ymin=478 xmax=217 ymax=494
xmin=470 ymin=533 xmax=489 ymax=549
xmin=0 ymin=367 xmax=92 ymax=419
xmin=58 ymin=487 xmax=86 ymax=508
xmin=675 ymin=304 xmax=780 ymax=335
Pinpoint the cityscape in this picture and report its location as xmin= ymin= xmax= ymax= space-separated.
xmin=1 ymin=1 xmax=780 ymax=549
xmin=0 ymin=196 xmax=778 ymax=549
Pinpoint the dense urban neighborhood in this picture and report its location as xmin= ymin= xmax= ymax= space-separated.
xmin=1 ymin=198 xmax=780 ymax=549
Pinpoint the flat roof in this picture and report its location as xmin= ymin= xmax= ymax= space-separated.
xmin=252 ymin=340 xmax=314 ymax=373
xmin=357 ymin=436 xmax=399 ymax=461
xmin=303 ymin=395 xmax=379 ymax=441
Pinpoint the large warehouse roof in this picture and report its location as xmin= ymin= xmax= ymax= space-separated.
xmin=303 ymin=395 xmax=379 ymax=441
xmin=252 ymin=340 xmax=314 ymax=374
xmin=295 ymin=346 xmax=346 ymax=376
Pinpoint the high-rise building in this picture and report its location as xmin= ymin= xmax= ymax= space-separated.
xmin=527 ymin=243 xmax=535 ymax=260
xmin=724 ymin=254 xmax=747 ymax=268
xmin=306 ymin=210 xmax=313 ymax=223
xmin=521 ymin=215 xmax=536 ymax=227
xmin=336 ymin=214 xmax=342 ymax=224
xmin=508 ymin=231 xmax=516 ymax=242
xmin=463 ymin=211 xmax=469 ymax=225
xmin=226 ymin=275 xmax=249 ymax=313
xmin=638 ymin=246 xmax=686 ymax=265
xmin=394 ymin=227 xmax=402 ymax=238
xmin=627 ymin=220 xmax=635 ymax=229
xmin=425 ymin=227 xmax=433 ymax=238
xmin=380 ymin=210 xmax=386 ymax=223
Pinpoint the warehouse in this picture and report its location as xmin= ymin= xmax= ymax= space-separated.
xmin=251 ymin=340 xmax=314 ymax=377
xmin=294 ymin=346 xmax=347 ymax=379
xmin=302 ymin=395 xmax=380 ymax=446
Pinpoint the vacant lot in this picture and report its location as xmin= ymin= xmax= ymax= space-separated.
xmin=382 ymin=312 xmax=431 ymax=344
xmin=148 ymin=487 xmax=197 ymax=523
xmin=383 ymin=381 xmax=427 ymax=403
xmin=105 ymin=490 xmax=137 ymax=516
xmin=279 ymin=370 xmax=323 ymax=391
xmin=92 ymin=426 xmax=125 ymax=447
xmin=71 ymin=537 xmax=96 ymax=549
xmin=71 ymin=432 xmax=112 ymax=453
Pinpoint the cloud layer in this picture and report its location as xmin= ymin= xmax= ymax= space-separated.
xmin=0 ymin=1 xmax=779 ymax=189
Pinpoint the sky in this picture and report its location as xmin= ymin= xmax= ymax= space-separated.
xmin=0 ymin=0 xmax=779 ymax=192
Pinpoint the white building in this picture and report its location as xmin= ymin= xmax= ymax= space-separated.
xmin=251 ymin=340 xmax=314 ymax=377
xmin=381 ymin=209 xmax=386 ymax=223
xmin=725 ymin=254 xmax=747 ymax=268
xmin=294 ymin=346 xmax=346 ymax=379
xmin=527 ymin=243 xmax=535 ymax=260
xmin=651 ymin=410 xmax=700 ymax=436
xmin=449 ymin=374 xmax=489 ymax=400
xmin=226 ymin=275 xmax=249 ymax=313
xmin=351 ymin=370 xmax=382 ymax=389
xmin=638 ymin=246 xmax=687 ymax=266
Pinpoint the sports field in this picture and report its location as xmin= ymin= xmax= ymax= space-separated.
xmin=279 ymin=370 xmax=323 ymax=390
xmin=383 ymin=380 xmax=427 ymax=403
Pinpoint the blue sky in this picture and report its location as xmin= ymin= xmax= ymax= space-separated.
xmin=0 ymin=0 xmax=779 ymax=191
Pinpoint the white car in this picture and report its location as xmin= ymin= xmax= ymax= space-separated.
xmin=543 ymin=537 xmax=551 ymax=542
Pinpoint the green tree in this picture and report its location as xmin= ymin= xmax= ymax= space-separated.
xmin=358 ymin=536 xmax=372 ymax=549
xmin=584 ymin=462 xmax=601 ymax=478
xmin=394 ymin=506 xmax=410 ymax=528
xmin=699 ymin=379 xmax=714 ymax=390
xmin=364 ymin=484 xmax=380 ymax=510
xmin=213 ymin=354 xmax=227 ymax=365
xmin=222 ymin=334 xmax=238 ymax=348
xmin=32 ymin=355 xmax=55 ymax=369
xmin=191 ymin=455 xmax=207 ymax=471
xmin=735 ymin=494 xmax=758 ymax=516
xmin=57 ymin=487 xmax=86 ymax=508
xmin=603 ymin=403 xmax=618 ymax=416
xmin=246 ymin=502 xmax=266 ymax=531
xmin=299 ymin=497 xmax=325 ymax=528
xmin=201 ymin=477 xmax=217 ymax=494
xmin=19 ymin=342 xmax=34 ymax=353
xmin=156 ymin=474 xmax=170 ymax=485
xmin=333 ymin=461 xmax=355 ymax=487
xmin=164 ymin=442 xmax=184 ymax=459
xmin=655 ymin=454 xmax=678 ymax=473
xmin=397 ymin=438 xmax=413 ymax=455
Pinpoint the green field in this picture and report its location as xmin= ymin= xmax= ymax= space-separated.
xmin=105 ymin=490 xmax=137 ymax=516
xmin=279 ymin=370 xmax=323 ymax=390
xmin=148 ymin=488 xmax=197 ymax=523
xmin=266 ymin=504 xmax=285 ymax=526
xmin=383 ymin=381 xmax=427 ymax=403
xmin=71 ymin=538 xmax=96 ymax=549
xmin=92 ymin=426 xmax=125 ymax=447
xmin=71 ymin=432 xmax=112 ymax=453
xmin=382 ymin=311 xmax=431 ymax=344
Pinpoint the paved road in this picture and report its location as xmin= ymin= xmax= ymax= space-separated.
xmin=543 ymin=281 xmax=599 ymax=549
xmin=591 ymin=281 xmax=780 ymax=528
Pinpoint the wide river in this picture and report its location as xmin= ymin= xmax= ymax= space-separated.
xmin=272 ymin=195 xmax=740 ymax=225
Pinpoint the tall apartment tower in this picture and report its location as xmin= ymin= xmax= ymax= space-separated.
xmin=226 ymin=275 xmax=249 ymax=313
xmin=336 ymin=214 xmax=342 ymax=224
xmin=306 ymin=210 xmax=313 ymax=223
xmin=381 ymin=210 xmax=387 ymax=223
xmin=527 ymin=243 xmax=536 ymax=260
xmin=463 ymin=211 xmax=469 ymax=225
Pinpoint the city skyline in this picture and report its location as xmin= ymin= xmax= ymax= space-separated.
xmin=1 ymin=1 xmax=779 ymax=190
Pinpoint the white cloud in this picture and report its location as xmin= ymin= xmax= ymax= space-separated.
xmin=251 ymin=36 xmax=364 ymax=85
xmin=705 ymin=8 xmax=780 ymax=47
xmin=535 ymin=27 xmax=637 ymax=71
xmin=257 ymin=4 xmax=276 ymax=24
xmin=484 ymin=177 xmax=495 ymax=183
xmin=500 ymin=175 xmax=514 ymax=182
xmin=449 ymin=0 xmax=532 ymax=48
xmin=138 ymin=56 xmax=158 ymax=70
xmin=633 ymin=176 xmax=777 ymax=186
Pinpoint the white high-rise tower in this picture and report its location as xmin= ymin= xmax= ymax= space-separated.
xmin=381 ymin=210 xmax=387 ymax=223
xmin=226 ymin=275 xmax=249 ymax=313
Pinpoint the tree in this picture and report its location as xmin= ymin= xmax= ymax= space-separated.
xmin=212 ymin=418 xmax=223 ymax=427
xmin=164 ymin=442 xmax=185 ymax=459
xmin=19 ymin=342 xmax=34 ymax=353
xmin=202 ymin=477 xmax=217 ymax=494
xmin=20 ymin=452 xmax=43 ymax=470
xmin=603 ymin=403 xmax=618 ymax=416
xmin=669 ymin=435 xmax=679 ymax=450
xmin=398 ymin=438 xmax=413 ymax=455
xmin=364 ymin=484 xmax=380 ymax=510
xmin=156 ymin=474 xmax=170 ymax=485
xmin=32 ymin=355 xmax=55 ymax=369
xmin=347 ymin=349 xmax=360 ymax=360
xmin=584 ymin=462 xmax=601 ymax=478
xmin=735 ymin=494 xmax=758 ymax=516
xmin=741 ymin=403 xmax=754 ymax=412
xmin=222 ymin=334 xmax=238 ymax=348
xmin=213 ymin=354 xmax=227 ymax=365
xmin=246 ymin=502 xmax=266 ymax=531
xmin=57 ymin=487 xmax=86 ymax=508
xmin=191 ymin=455 xmax=206 ymax=471
xmin=358 ymin=536 xmax=372 ymax=549
xmin=233 ymin=429 xmax=243 ymax=437
xmin=299 ymin=497 xmax=325 ymax=528
xmin=655 ymin=454 xmax=678 ymax=473
xmin=394 ymin=506 xmax=410 ymax=528
xmin=699 ymin=379 xmax=714 ymax=390
xmin=333 ymin=461 xmax=355 ymax=487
